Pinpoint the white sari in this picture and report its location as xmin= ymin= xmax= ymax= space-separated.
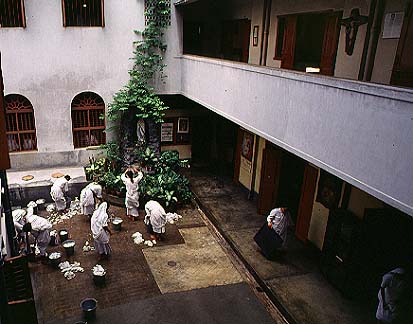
xmin=50 ymin=177 xmax=69 ymax=211
xmin=144 ymin=200 xmax=167 ymax=234
xmin=121 ymin=171 xmax=143 ymax=217
xmin=91 ymin=202 xmax=112 ymax=255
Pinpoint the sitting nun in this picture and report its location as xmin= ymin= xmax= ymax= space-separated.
xmin=144 ymin=200 xmax=167 ymax=242
xmin=50 ymin=175 xmax=71 ymax=212
xmin=80 ymin=182 xmax=103 ymax=219
xmin=267 ymin=207 xmax=293 ymax=249
xmin=121 ymin=167 xmax=144 ymax=221
xmin=91 ymin=202 xmax=112 ymax=260
xmin=22 ymin=207 xmax=52 ymax=260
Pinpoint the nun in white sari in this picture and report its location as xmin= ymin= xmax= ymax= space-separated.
xmin=267 ymin=207 xmax=292 ymax=248
xmin=121 ymin=168 xmax=143 ymax=220
xmin=144 ymin=200 xmax=167 ymax=241
xmin=80 ymin=182 xmax=102 ymax=217
xmin=50 ymin=175 xmax=71 ymax=211
xmin=91 ymin=202 xmax=112 ymax=259
xmin=24 ymin=207 xmax=52 ymax=257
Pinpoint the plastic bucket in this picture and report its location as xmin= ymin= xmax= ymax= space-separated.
xmin=59 ymin=229 xmax=69 ymax=243
xmin=80 ymin=298 xmax=97 ymax=321
xmin=93 ymin=274 xmax=106 ymax=286
xmin=48 ymin=254 xmax=62 ymax=268
xmin=62 ymin=240 xmax=75 ymax=256
xmin=49 ymin=235 xmax=57 ymax=246
xmin=112 ymin=218 xmax=123 ymax=231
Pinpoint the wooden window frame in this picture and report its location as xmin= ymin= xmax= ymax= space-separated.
xmin=0 ymin=0 xmax=26 ymax=28
xmin=5 ymin=94 xmax=37 ymax=152
xmin=71 ymin=92 xmax=106 ymax=148
xmin=61 ymin=0 xmax=105 ymax=27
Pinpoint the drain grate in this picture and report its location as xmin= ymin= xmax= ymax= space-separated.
xmin=167 ymin=261 xmax=176 ymax=267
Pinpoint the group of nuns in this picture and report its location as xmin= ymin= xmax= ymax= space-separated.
xmin=20 ymin=167 xmax=168 ymax=263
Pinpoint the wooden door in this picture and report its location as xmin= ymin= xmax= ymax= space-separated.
xmin=280 ymin=15 xmax=297 ymax=69
xmin=320 ymin=12 xmax=342 ymax=76
xmin=257 ymin=144 xmax=282 ymax=215
xmin=391 ymin=4 xmax=413 ymax=87
xmin=241 ymin=19 xmax=251 ymax=63
xmin=295 ymin=164 xmax=318 ymax=242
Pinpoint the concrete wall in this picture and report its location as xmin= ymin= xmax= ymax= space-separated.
xmin=347 ymin=186 xmax=384 ymax=218
xmin=1 ymin=0 xmax=181 ymax=169
xmin=179 ymin=55 xmax=413 ymax=216
xmin=370 ymin=0 xmax=409 ymax=84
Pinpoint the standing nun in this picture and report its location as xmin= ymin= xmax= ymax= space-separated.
xmin=80 ymin=182 xmax=103 ymax=219
xmin=50 ymin=175 xmax=71 ymax=211
xmin=91 ymin=202 xmax=112 ymax=260
xmin=121 ymin=167 xmax=143 ymax=221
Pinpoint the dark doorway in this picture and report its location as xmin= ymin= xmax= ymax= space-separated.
xmin=221 ymin=19 xmax=251 ymax=62
xmin=280 ymin=11 xmax=341 ymax=75
xmin=294 ymin=13 xmax=326 ymax=71
xmin=192 ymin=113 xmax=238 ymax=178
xmin=276 ymin=152 xmax=305 ymax=223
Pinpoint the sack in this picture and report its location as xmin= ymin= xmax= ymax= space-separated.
xmin=254 ymin=223 xmax=284 ymax=260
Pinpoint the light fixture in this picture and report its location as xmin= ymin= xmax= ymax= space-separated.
xmin=83 ymin=3 xmax=87 ymax=8
xmin=305 ymin=67 xmax=320 ymax=73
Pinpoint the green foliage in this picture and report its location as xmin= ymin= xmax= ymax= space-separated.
xmin=138 ymin=150 xmax=192 ymax=207
xmin=108 ymin=0 xmax=170 ymax=123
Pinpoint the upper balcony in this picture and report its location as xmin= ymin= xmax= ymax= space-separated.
xmin=177 ymin=54 xmax=413 ymax=216
xmin=171 ymin=0 xmax=413 ymax=215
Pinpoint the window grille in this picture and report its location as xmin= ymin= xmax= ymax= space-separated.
xmin=144 ymin=0 xmax=171 ymax=26
xmin=71 ymin=92 xmax=106 ymax=148
xmin=62 ymin=0 xmax=104 ymax=27
xmin=5 ymin=94 xmax=37 ymax=152
xmin=0 ymin=0 xmax=26 ymax=28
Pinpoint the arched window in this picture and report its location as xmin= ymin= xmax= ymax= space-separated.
xmin=5 ymin=94 xmax=37 ymax=152
xmin=71 ymin=92 xmax=106 ymax=148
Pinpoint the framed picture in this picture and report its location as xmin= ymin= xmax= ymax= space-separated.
xmin=241 ymin=130 xmax=254 ymax=161
xmin=316 ymin=170 xmax=343 ymax=209
xmin=161 ymin=122 xmax=174 ymax=142
xmin=177 ymin=117 xmax=189 ymax=134
xmin=253 ymin=25 xmax=259 ymax=46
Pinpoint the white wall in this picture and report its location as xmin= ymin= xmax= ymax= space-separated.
xmin=179 ymin=55 xmax=413 ymax=216
xmin=0 ymin=0 xmax=181 ymax=169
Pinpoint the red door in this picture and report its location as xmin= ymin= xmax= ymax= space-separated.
xmin=295 ymin=164 xmax=318 ymax=242
xmin=258 ymin=144 xmax=282 ymax=215
xmin=320 ymin=12 xmax=342 ymax=76
xmin=280 ymin=15 xmax=297 ymax=69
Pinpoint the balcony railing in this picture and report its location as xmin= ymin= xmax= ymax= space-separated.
xmin=177 ymin=54 xmax=413 ymax=215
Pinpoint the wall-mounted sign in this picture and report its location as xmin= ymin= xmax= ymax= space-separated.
xmin=383 ymin=12 xmax=404 ymax=39
xmin=161 ymin=122 xmax=174 ymax=142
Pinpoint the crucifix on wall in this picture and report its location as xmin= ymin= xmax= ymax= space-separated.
xmin=340 ymin=8 xmax=368 ymax=56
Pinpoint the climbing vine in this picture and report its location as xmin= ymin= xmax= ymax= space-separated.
xmin=107 ymin=0 xmax=171 ymax=159
xmin=89 ymin=1 xmax=192 ymax=208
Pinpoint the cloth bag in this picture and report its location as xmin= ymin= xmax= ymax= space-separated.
xmin=254 ymin=223 xmax=283 ymax=259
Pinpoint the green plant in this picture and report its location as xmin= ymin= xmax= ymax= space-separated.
xmin=107 ymin=0 xmax=171 ymax=157
xmin=85 ymin=156 xmax=106 ymax=181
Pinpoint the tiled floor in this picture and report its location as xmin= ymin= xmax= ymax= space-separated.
xmin=30 ymin=206 xmax=184 ymax=323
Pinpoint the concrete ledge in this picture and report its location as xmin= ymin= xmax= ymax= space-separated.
xmin=9 ymin=148 xmax=104 ymax=170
